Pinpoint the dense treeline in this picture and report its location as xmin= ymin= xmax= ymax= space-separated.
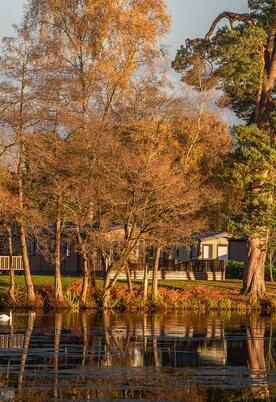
xmin=0 ymin=0 xmax=274 ymax=308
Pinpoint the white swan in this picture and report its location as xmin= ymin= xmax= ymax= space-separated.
xmin=0 ymin=311 xmax=12 ymax=322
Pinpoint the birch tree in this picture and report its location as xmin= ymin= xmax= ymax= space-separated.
xmin=0 ymin=27 xmax=40 ymax=303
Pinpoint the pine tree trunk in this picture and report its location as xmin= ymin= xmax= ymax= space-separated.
xmin=54 ymin=207 xmax=65 ymax=306
xmin=6 ymin=226 xmax=15 ymax=302
xmin=152 ymin=247 xmax=161 ymax=303
xmin=241 ymin=237 xmax=267 ymax=297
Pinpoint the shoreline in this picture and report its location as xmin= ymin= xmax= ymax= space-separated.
xmin=1 ymin=279 xmax=276 ymax=314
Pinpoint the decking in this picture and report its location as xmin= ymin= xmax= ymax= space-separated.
xmin=0 ymin=256 xmax=24 ymax=271
xmin=109 ymin=260 xmax=226 ymax=281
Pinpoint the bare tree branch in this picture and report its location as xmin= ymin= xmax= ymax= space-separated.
xmin=205 ymin=12 xmax=253 ymax=40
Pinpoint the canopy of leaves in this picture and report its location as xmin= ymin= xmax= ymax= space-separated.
xmin=221 ymin=124 xmax=275 ymax=236
xmin=172 ymin=1 xmax=275 ymax=123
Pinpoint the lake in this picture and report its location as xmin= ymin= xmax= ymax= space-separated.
xmin=0 ymin=311 xmax=275 ymax=401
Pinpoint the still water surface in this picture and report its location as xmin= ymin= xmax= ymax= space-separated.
xmin=0 ymin=312 xmax=276 ymax=401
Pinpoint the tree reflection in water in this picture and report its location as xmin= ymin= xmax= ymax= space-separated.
xmin=0 ymin=312 xmax=274 ymax=401
xmin=247 ymin=316 xmax=270 ymax=399
xmin=53 ymin=312 xmax=62 ymax=400
xmin=18 ymin=312 xmax=36 ymax=392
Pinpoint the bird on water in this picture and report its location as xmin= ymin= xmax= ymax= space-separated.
xmin=0 ymin=311 xmax=12 ymax=322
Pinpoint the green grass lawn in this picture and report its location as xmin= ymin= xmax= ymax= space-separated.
xmin=1 ymin=275 xmax=275 ymax=297
xmin=119 ymin=278 xmax=276 ymax=296
xmin=158 ymin=279 xmax=276 ymax=297
xmin=0 ymin=274 xmax=81 ymax=293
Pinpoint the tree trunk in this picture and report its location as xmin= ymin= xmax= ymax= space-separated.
xmin=126 ymin=263 xmax=133 ymax=294
xmin=6 ymin=226 xmax=15 ymax=302
xmin=241 ymin=237 xmax=267 ymax=298
xmin=268 ymin=250 xmax=274 ymax=282
xmin=103 ymin=268 xmax=112 ymax=309
xmin=54 ymin=206 xmax=65 ymax=306
xmin=80 ymin=252 xmax=91 ymax=308
xmin=152 ymin=247 xmax=161 ymax=304
xmin=143 ymin=262 xmax=148 ymax=304
xmin=103 ymin=260 xmax=129 ymax=308
xmin=18 ymin=174 xmax=35 ymax=303
xmin=91 ymin=250 xmax=97 ymax=286
xmin=76 ymin=225 xmax=91 ymax=308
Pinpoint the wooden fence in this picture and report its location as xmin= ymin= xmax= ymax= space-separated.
xmin=0 ymin=256 xmax=24 ymax=271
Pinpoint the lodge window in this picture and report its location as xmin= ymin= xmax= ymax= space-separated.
xmin=217 ymin=245 xmax=228 ymax=261
xmin=27 ymin=239 xmax=36 ymax=256
xmin=202 ymin=244 xmax=212 ymax=260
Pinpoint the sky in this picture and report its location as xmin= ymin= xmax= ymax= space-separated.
xmin=0 ymin=0 xmax=249 ymax=54
xmin=0 ymin=0 xmax=249 ymax=124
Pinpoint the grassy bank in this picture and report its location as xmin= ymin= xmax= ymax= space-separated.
xmin=0 ymin=274 xmax=80 ymax=292
xmin=1 ymin=275 xmax=276 ymax=313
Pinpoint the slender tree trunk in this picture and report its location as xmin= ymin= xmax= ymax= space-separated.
xmin=91 ymin=250 xmax=97 ymax=286
xmin=268 ymin=250 xmax=274 ymax=282
xmin=6 ymin=226 xmax=15 ymax=302
xmin=76 ymin=225 xmax=91 ymax=308
xmin=80 ymin=253 xmax=91 ymax=308
xmin=143 ymin=262 xmax=148 ymax=304
xmin=15 ymin=52 xmax=35 ymax=304
xmin=54 ymin=204 xmax=65 ymax=306
xmin=269 ymin=258 xmax=274 ymax=282
xmin=241 ymin=237 xmax=267 ymax=298
xmin=126 ymin=263 xmax=133 ymax=294
xmin=152 ymin=247 xmax=161 ymax=304
xmin=18 ymin=174 xmax=35 ymax=303
xmin=103 ymin=268 xmax=112 ymax=309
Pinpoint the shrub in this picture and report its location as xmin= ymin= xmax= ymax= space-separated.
xmin=226 ymin=260 xmax=244 ymax=279
xmin=206 ymin=298 xmax=217 ymax=310
xmin=65 ymin=280 xmax=99 ymax=309
xmin=220 ymin=298 xmax=232 ymax=310
xmin=6 ymin=285 xmax=44 ymax=309
xmin=36 ymin=284 xmax=68 ymax=310
xmin=64 ymin=289 xmax=80 ymax=311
